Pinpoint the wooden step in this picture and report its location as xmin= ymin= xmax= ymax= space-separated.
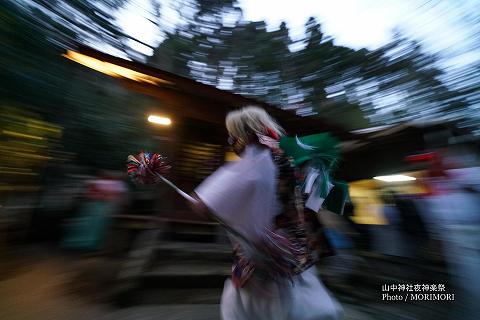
xmin=141 ymin=260 xmax=231 ymax=288
xmin=113 ymin=288 xmax=222 ymax=307
xmin=164 ymin=221 xmax=229 ymax=243
xmin=153 ymin=241 xmax=232 ymax=262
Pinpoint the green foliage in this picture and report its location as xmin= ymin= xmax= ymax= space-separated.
xmin=1 ymin=1 xmax=155 ymax=170
xmin=24 ymin=0 xmax=130 ymax=50
xmin=148 ymin=7 xmax=476 ymax=132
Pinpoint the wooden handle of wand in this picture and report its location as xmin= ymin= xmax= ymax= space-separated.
xmin=154 ymin=173 xmax=198 ymax=204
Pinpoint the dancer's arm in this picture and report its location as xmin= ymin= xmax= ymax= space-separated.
xmin=188 ymin=192 xmax=213 ymax=221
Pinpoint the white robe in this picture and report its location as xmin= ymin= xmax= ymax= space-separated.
xmin=195 ymin=145 xmax=278 ymax=242
xmin=195 ymin=144 xmax=343 ymax=320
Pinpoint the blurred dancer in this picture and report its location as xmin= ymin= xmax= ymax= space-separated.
xmin=191 ymin=107 xmax=343 ymax=320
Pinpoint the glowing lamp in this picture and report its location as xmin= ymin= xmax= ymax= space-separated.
xmin=148 ymin=115 xmax=172 ymax=126
xmin=373 ymin=175 xmax=416 ymax=182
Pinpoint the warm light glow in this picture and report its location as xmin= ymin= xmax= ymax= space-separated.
xmin=225 ymin=151 xmax=240 ymax=162
xmin=373 ymin=175 xmax=417 ymax=182
xmin=63 ymin=50 xmax=173 ymax=85
xmin=148 ymin=115 xmax=172 ymax=126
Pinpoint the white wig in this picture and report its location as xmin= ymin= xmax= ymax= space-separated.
xmin=225 ymin=106 xmax=284 ymax=142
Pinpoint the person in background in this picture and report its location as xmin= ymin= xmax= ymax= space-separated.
xmin=393 ymin=193 xmax=429 ymax=259
xmin=378 ymin=190 xmax=408 ymax=257
xmin=61 ymin=170 xmax=128 ymax=251
xmin=419 ymin=146 xmax=480 ymax=320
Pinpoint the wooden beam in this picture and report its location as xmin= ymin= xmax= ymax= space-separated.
xmin=76 ymin=46 xmax=355 ymax=140
xmin=124 ymin=81 xmax=227 ymax=125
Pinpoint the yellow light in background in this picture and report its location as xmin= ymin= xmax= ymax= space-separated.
xmin=2 ymin=130 xmax=44 ymax=140
xmin=63 ymin=51 xmax=173 ymax=86
xmin=148 ymin=115 xmax=172 ymax=126
xmin=373 ymin=175 xmax=416 ymax=182
xmin=225 ymin=151 xmax=240 ymax=162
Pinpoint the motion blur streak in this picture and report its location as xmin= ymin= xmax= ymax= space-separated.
xmin=1 ymin=1 xmax=479 ymax=319
xmin=63 ymin=50 xmax=173 ymax=85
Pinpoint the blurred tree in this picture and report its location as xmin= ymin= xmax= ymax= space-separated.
xmin=149 ymin=29 xmax=195 ymax=77
xmin=149 ymin=12 xmax=371 ymax=129
xmin=0 ymin=1 xmax=71 ymax=121
xmin=1 ymin=1 xmax=156 ymax=170
xmin=3 ymin=0 xmax=479 ymax=173
xmin=354 ymin=35 xmax=468 ymax=125
xmin=21 ymin=0 xmax=151 ymax=56
xmin=149 ymin=5 xmax=476 ymax=132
